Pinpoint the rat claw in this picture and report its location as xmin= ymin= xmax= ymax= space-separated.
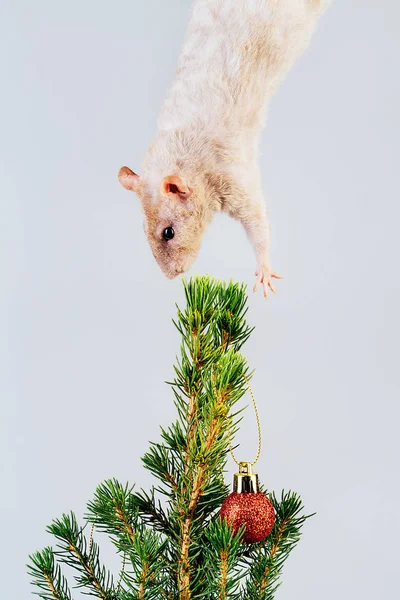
xmin=253 ymin=266 xmax=281 ymax=298
xmin=253 ymin=273 xmax=262 ymax=293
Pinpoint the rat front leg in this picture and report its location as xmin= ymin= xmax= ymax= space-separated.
xmin=241 ymin=202 xmax=282 ymax=298
xmin=215 ymin=166 xmax=281 ymax=297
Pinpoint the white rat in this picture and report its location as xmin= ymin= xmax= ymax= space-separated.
xmin=118 ymin=0 xmax=329 ymax=297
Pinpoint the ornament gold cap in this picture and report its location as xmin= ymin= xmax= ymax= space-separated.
xmin=233 ymin=462 xmax=259 ymax=493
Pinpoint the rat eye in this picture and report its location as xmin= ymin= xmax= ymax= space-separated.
xmin=162 ymin=226 xmax=175 ymax=241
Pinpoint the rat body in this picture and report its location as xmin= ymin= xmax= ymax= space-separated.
xmin=119 ymin=0 xmax=329 ymax=296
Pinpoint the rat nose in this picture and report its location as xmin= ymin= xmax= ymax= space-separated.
xmin=164 ymin=267 xmax=183 ymax=279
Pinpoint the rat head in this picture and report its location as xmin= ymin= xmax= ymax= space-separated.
xmin=118 ymin=166 xmax=210 ymax=279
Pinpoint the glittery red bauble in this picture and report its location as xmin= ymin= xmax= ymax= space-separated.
xmin=220 ymin=492 xmax=275 ymax=543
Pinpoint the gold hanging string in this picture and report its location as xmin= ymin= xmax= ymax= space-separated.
xmin=116 ymin=552 xmax=126 ymax=595
xmin=89 ymin=522 xmax=95 ymax=553
xmin=213 ymin=370 xmax=262 ymax=466
xmin=88 ymin=523 xmax=126 ymax=592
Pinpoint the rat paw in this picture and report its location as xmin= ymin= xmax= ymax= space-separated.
xmin=253 ymin=268 xmax=282 ymax=298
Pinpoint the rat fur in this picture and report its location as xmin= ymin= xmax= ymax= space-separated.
xmin=119 ymin=0 xmax=330 ymax=297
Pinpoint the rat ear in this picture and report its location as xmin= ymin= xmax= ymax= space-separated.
xmin=160 ymin=175 xmax=192 ymax=199
xmin=118 ymin=166 xmax=140 ymax=192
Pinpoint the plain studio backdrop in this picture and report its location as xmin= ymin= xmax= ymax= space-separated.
xmin=1 ymin=0 xmax=399 ymax=598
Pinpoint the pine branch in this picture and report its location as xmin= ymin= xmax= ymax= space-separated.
xmin=47 ymin=512 xmax=115 ymax=599
xmin=213 ymin=280 xmax=255 ymax=352
xmin=241 ymin=491 xmax=313 ymax=600
xmin=202 ymin=520 xmax=245 ymax=600
xmin=28 ymin=547 xmax=73 ymax=600
xmin=120 ymin=525 xmax=169 ymax=600
xmin=86 ymin=479 xmax=139 ymax=551
xmin=133 ymin=277 xmax=250 ymax=599
xmin=141 ymin=441 xmax=181 ymax=496
xmin=86 ymin=479 xmax=170 ymax=599
xmin=167 ymin=278 xmax=252 ymax=600
xmin=130 ymin=487 xmax=175 ymax=537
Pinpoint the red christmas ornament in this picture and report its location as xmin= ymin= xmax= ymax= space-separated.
xmin=220 ymin=462 xmax=275 ymax=543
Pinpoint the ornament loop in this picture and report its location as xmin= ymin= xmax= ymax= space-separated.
xmin=225 ymin=373 xmax=262 ymax=467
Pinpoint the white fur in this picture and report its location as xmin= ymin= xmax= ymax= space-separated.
xmin=158 ymin=0 xmax=328 ymax=133
xmin=122 ymin=0 xmax=330 ymax=296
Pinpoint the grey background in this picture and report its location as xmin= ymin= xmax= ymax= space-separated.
xmin=2 ymin=0 xmax=399 ymax=597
